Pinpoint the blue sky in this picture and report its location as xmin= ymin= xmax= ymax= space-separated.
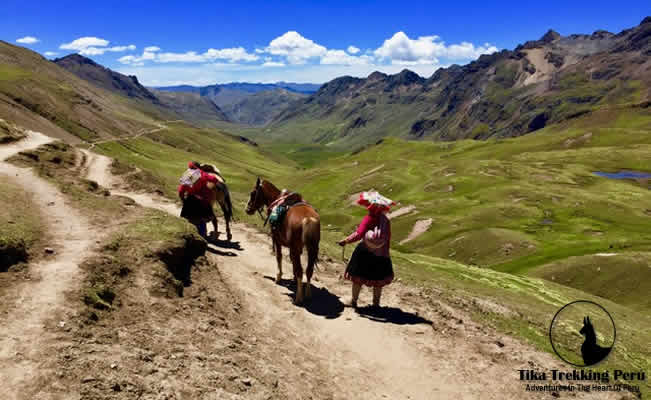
xmin=3 ymin=0 xmax=649 ymax=85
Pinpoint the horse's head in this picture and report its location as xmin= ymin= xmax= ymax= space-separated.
xmin=580 ymin=316 xmax=595 ymax=339
xmin=246 ymin=177 xmax=265 ymax=215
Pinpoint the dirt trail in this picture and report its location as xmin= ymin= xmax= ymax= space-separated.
xmin=0 ymin=132 xmax=96 ymax=399
xmin=87 ymin=120 xmax=182 ymax=149
xmin=79 ymin=149 xmax=616 ymax=399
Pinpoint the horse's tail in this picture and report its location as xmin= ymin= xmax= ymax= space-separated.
xmin=222 ymin=183 xmax=234 ymax=222
xmin=302 ymin=216 xmax=320 ymax=269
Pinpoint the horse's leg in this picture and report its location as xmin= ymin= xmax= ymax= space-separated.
xmin=275 ymin=239 xmax=283 ymax=283
xmin=210 ymin=214 xmax=218 ymax=241
xmin=303 ymin=218 xmax=320 ymax=300
xmin=225 ymin=216 xmax=232 ymax=241
xmin=219 ymin=199 xmax=232 ymax=241
xmin=305 ymin=245 xmax=316 ymax=300
xmin=290 ymin=248 xmax=304 ymax=305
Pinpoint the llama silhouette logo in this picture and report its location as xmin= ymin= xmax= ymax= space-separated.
xmin=549 ymin=300 xmax=616 ymax=367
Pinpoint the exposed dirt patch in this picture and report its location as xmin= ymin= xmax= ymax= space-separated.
xmin=388 ymin=205 xmax=416 ymax=219
xmin=563 ymin=132 xmax=593 ymax=148
xmin=523 ymin=48 xmax=557 ymax=85
xmin=400 ymin=218 xmax=434 ymax=244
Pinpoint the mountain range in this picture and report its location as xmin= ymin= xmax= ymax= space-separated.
xmin=262 ymin=17 xmax=651 ymax=146
xmin=1 ymin=17 xmax=649 ymax=147
xmin=154 ymin=82 xmax=321 ymax=125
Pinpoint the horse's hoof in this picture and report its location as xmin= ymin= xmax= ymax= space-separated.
xmin=227 ymin=234 xmax=232 ymax=241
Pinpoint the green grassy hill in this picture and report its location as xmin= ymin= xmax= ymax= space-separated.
xmin=277 ymin=106 xmax=651 ymax=308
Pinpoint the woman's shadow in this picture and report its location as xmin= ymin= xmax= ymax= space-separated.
xmin=355 ymin=305 xmax=433 ymax=326
xmin=206 ymin=237 xmax=243 ymax=257
xmin=264 ymin=276 xmax=344 ymax=319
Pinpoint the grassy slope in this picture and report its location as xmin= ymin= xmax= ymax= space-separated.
xmin=0 ymin=175 xmax=44 ymax=269
xmin=90 ymin=121 xmax=296 ymax=219
xmin=283 ymin=106 xmax=651 ymax=306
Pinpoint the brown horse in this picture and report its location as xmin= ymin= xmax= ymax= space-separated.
xmin=245 ymin=178 xmax=320 ymax=304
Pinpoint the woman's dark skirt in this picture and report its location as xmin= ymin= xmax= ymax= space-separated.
xmin=344 ymin=244 xmax=394 ymax=287
xmin=180 ymin=195 xmax=214 ymax=224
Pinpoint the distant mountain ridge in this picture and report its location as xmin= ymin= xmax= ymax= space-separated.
xmin=52 ymin=53 xmax=229 ymax=127
xmin=155 ymin=82 xmax=321 ymax=125
xmin=155 ymin=82 xmax=321 ymax=95
xmin=263 ymin=17 xmax=651 ymax=146
xmin=0 ymin=41 xmax=173 ymax=143
xmin=53 ymin=54 xmax=160 ymax=103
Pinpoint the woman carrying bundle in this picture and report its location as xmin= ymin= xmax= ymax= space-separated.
xmin=338 ymin=191 xmax=395 ymax=308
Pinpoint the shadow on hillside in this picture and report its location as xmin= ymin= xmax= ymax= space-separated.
xmin=356 ymin=306 xmax=432 ymax=326
xmin=264 ymin=276 xmax=344 ymax=319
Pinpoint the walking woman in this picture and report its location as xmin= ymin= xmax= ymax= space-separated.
xmin=338 ymin=191 xmax=395 ymax=308
xmin=178 ymin=161 xmax=217 ymax=238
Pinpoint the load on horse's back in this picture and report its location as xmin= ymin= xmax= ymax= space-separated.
xmin=178 ymin=161 xmax=233 ymax=241
xmin=246 ymin=178 xmax=320 ymax=305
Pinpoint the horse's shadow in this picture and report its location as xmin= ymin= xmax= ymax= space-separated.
xmin=355 ymin=305 xmax=433 ymax=326
xmin=264 ymin=276 xmax=344 ymax=319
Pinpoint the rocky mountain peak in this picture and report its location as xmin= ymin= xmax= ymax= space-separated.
xmin=540 ymin=29 xmax=561 ymax=43
xmin=367 ymin=71 xmax=388 ymax=81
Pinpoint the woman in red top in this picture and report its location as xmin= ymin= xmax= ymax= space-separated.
xmin=178 ymin=161 xmax=218 ymax=238
xmin=338 ymin=195 xmax=394 ymax=308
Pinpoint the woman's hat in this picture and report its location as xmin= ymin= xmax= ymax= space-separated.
xmin=356 ymin=191 xmax=395 ymax=212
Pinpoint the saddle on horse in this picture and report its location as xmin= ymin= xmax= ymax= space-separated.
xmin=267 ymin=190 xmax=306 ymax=229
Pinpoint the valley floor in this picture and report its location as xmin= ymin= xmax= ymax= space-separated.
xmin=0 ymin=134 xmax=630 ymax=399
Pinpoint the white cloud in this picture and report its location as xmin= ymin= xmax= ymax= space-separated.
xmin=203 ymin=47 xmax=258 ymax=62
xmin=262 ymin=61 xmax=285 ymax=67
xmin=119 ymin=46 xmax=258 ymax=65
xmin=321 ymin=49 xmax=370 ymax=65
xmin=44 ymin=51 xmax=59 ymax=57
xmin=347 ymin=45 xmax=360 ymax=54
xmin=445 ymin=42 xmax=499 ymax=60
xmin=155 ymin=51 xmax=205 ymax=63
xmin=59 ymin=37 xmax=135 ymax=56
xmin=265 ymin=31 xmax=327 ymax=64
xmin=16 ymin=36 xmax=39 ymax=44
xmin=118 ymin=55 xmax=137 ymax=64
xmin=114 ymin=31 xmax=496 ymax=84
xmin=374 ymin=32 xmax=497 ymax=64
xmin=60 ymin=37 xmax=109 ymax=51
xmin=375 ymin=32 xmax=443 ymax=64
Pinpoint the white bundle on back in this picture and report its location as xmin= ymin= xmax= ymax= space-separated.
xmin=364 ymin=226 xmax=384 ymax=250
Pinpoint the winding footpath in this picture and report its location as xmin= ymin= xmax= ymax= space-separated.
xmin=0 ymin=132 xmax=97 ymax=399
